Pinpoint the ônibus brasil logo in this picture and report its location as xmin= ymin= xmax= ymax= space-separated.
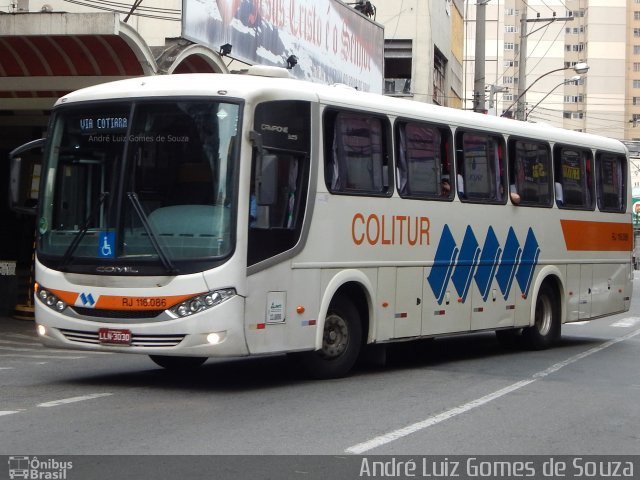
xmin=8 ymin=456 xmax=73 ymax=480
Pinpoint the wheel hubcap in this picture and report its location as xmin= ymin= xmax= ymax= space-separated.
xmin=321 ymin=313 xmax=349 ymax=359
xmin=535 ymin=294 xmax=552 ymax=336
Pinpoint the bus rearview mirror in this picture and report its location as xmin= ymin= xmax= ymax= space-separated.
xmin=8 ymin=138 xmax=44 ymax=216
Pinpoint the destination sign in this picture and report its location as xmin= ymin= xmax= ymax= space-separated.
xmin=79 ymin=116 xmax=129 ymax=133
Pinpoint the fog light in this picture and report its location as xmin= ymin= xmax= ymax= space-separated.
xmin=37 ymin=324 xmax=46 ymax=336
xmin=206 ymin=332 xmax=225 ymax=345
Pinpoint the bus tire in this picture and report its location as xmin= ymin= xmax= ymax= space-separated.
xmin=300 ymin=295 xmax=362 ymax=379
xmin=149 ymin=355 xmax=207 ymax=370
xmin=523 ymin=283 xmax=560 ymax=350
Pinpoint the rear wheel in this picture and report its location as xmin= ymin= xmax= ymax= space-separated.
xmin=149 ymin=355 xmax=207 ymax=370
xmin=523 ymin=283 xmax=560 ymax=350
xmin=298 ymin=295 xmax=362 ymax=379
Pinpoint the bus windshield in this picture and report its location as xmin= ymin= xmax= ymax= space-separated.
xmin=38 ymin=100 xmax=240 ymax=272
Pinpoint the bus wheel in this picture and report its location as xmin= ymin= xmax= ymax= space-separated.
xmin=523 ymin=283 xmax=560 ymax=350
xmin=300 ymin=295 xmax=362 ymax=379
xmin=149 ymin=355 xmax=207 ymax=370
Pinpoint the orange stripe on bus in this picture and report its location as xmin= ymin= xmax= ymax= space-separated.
xmin=48 ymin=289 xmax=79 ymax=305
xmin=47 ymin=289 xmax=198 ymax=311
xmin=560 ymin=220 xmax=632 ymax=251
xmin=94 ymin=294 xmax=197 ymax=310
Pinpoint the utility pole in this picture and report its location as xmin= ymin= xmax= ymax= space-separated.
xmin=473 ymin=1 xmax=487 ymax=113
xmin=515 ymin=11 xmax=574 ymax=120
xmin=515 ymin=11 xmax=528 ymax=120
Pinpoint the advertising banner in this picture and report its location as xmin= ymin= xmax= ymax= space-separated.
xmin=182 ymin=0 xmax=384 ymax=93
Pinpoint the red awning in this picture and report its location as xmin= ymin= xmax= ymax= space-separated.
xmin=0 ymin=34 xmax=145 ymax=99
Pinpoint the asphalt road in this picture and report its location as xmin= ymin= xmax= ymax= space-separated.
xmin=1 ymin=276 xmax=639 ymax=460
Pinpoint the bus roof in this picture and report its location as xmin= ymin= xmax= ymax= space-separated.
xmin=56 ymin=71 xmax=626 ymax=154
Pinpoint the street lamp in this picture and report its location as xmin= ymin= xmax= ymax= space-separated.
xmin=501 ymin=62 xmax=589 ymax=119
xmin=487 ymin=84 xmax=509 ymax=115
xmin=525 ymin=75 xmax=581 ymax=120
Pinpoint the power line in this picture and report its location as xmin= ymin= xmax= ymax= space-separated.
xmin=82 ymin=0 xmax=180 ymax=14
xmin=61 ymin=0 xmax=180 ymax=20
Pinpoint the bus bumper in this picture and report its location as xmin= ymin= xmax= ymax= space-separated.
xmin=35 ymin=295 xmax=249 ymax=358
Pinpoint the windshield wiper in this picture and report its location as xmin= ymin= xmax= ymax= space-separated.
xmin=126 ymin=192 xmax=178 ymax=274
xmin=60 ymin=191 xmax=110 ymax=270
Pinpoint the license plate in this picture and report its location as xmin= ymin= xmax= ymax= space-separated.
xmin=98 ymin=328 xmax=131 ymax=345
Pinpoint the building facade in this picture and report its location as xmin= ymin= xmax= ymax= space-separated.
xmin=375 ymin=0 xmax=465 ymax=108
xmin=464 ymin=0 xmax=628 ymax=140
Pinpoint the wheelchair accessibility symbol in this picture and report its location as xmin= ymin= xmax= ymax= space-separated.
xmin=98 ymin=231 xmax=115 ymax=258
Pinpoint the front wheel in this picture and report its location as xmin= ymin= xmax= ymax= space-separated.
xmin=297 ymin=295 xmax=363 ymax=379
xmin=149 ymin=355 xmax=207 ymax=370
xmin=523 ymin=283 xmax=560 ymax=350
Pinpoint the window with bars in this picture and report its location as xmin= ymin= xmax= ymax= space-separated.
xmin=566 ymin=43 xmax=585 ymax=52
xmin=433 ymin=48 xmax=447 ymax=106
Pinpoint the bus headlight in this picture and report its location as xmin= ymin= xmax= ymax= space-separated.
xmin=170 ymin=288 xmax=236 ymax=318
xmin=36 ymin=287 xmax=68 ymax=312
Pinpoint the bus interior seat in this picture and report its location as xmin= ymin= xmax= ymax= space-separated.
xmin=148 ymin=204 xmax=228 ymax=237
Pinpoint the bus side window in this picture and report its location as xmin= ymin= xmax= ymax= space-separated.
xmin=455 ymin=131 xmax=505 ymax=203
xmin=596 ymin=152 xmax=626 ymax=213
xmin=324 ymin=110 xmax=391 ymax=196
xmin=553 ymin=146 xmax=594 ymax=210
xmin=396 ymin=121 xmax=452 ymax=200
xmin=508 ymin=138 xmax=552 ymax=207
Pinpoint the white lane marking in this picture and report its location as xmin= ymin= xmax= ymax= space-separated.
xmin=0 ymin=345 xmax=113 ymax=357
xmin=0 ymin=411 xmax=21 ymax=417
xmin=611 ymin=317 xmax=640 ymax=328
xmin=0 ymin=339 xmax=42 ymax=346
xmin=345 ymin=328 xmax=640 ymax=454
xmin=0 ymin=338 xmax=113 ymax=355
xmin=38 ymin=393 xmax=113 ymax=408
xmin=0 ymin=354 xmax=86 ymax=359
xmin=565 ymin=321 xmax=589 ymax=326
xmin=0 ymin=345 xmax=113 ymax=358
xmin=5 ymin=333 xmax=37 ymax=340
xmin=0 ymin=346 xmax=47 ymax=353
xmin=0 ymin=367 xmax=15 ymax=370
xmin=59 ymin=350 xmax=114 ymax=355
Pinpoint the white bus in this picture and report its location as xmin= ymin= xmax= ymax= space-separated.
xmin=21 ymin=67 xmax=632 ymax=378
